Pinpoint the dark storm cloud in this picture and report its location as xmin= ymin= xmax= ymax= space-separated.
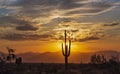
xmin=1 ymin=33 xmax=52 ymax=41
xmin=16 ymin=24 xmax=38 ymax=31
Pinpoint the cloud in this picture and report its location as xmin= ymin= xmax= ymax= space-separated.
xmin=103 ymin=22 xmax=119 ymax=26
xmin=1 ymin=17 xmax=118 ymax=42
xmin=16 ymin=24 xmax=38 ymax=31
xmin=0 ymin=33 xmax=52 ymax=41
xmin=0 ymin=16 xmax=30 ymax=26
xmin=0 ymin=0 xmax=119 ymax=21
xmin=52 ymin=33 xmax=101 ymax=42
xmin=0 ymin=16 xmax=40 ymax=31
xmin=0 ymin=0 xmax=119 ymax=32
xmin=78 ymin=36 xmax=100 ymax=42
xmin=71 ymin=29 xmax=79 ymax=32
xmin=0 ymin=0 xmax=119 ymax=42
xmin=48 ymin=21 xmax=108 ymax=42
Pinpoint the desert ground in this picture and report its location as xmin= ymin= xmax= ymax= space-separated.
xmin=0 ymin=63 xmax=120 ymax=74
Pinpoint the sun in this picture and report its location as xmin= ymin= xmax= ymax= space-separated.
xmin=49 ymin=41 xmax=80 ymax=53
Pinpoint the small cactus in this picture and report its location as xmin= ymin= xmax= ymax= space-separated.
xmin=16 ymin=57 xmax=22 ymax=64
xmin=61 ymin=30 xmax=71 ymax=70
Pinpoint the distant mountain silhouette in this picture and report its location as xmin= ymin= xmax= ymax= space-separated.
xmin=15 ymin=50 xmax=120 ymax=63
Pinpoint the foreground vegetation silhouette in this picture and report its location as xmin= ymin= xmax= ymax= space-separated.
xmin=0 ymin=47 xmax=22 ymax=64
xmin=62 ymin=30 xmax=71 ymax=70
xmin=0 ymin=53 xmax=120 ymax=74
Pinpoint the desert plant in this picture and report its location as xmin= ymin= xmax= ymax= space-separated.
xmin=96 ymin=55 xmax=102 ymax=64
xmin=0 ymin=52 xmax=5 ymax=64
xmin=101 ymin=55 xmax=107 ymax=64
xmin=61 ymin=30 xmax=71 ymax=70
xmin=109 ymin=55 xmax=119 ymax=65
xmin=6 ymin=47 xmax=16 ymax=63
xmin=91 ymin=54 xmax=97 ymax=64
xmin=16 ymin=57 xmax=22 ymax=64
xmin=91 ymin=54 xmax=107 ymax=64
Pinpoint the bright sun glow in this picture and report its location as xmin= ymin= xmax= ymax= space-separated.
xmin=51 ymin=41 xmax=83 ymax=52
xmin=41 ymin=41 xmax=79 ymax=52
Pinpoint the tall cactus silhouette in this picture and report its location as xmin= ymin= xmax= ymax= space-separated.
xmin=62 ymin=30 xmax=71 ymax=70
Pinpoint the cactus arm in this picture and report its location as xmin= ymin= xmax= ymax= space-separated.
xmin=69 ymin=40 xmax=71 ymax=56
xmin=67 ymin=40 xmax=71 ymax=56
xmin=62 ymin=43 xmax=65 ymax=56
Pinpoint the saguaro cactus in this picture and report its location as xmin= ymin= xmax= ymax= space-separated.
xmin=62 ymin=30 xmax=71 ymax=70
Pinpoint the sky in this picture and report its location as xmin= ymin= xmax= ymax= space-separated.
xmin=0 ymin=0 xmax=120 ymax=53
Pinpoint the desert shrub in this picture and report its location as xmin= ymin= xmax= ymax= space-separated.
xmin=91 ymin=54 xmax=107 ymax=64
xmin=16 ymin=57 xmax=22 ymax=64
xmin=109 ymin=55 xmax=119 ymax=65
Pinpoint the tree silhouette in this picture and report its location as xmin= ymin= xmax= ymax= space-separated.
xmin=91 ymin=54 xmax=107 ymax=64
xmin=6 ymin=47 xmax=16 ymax=63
